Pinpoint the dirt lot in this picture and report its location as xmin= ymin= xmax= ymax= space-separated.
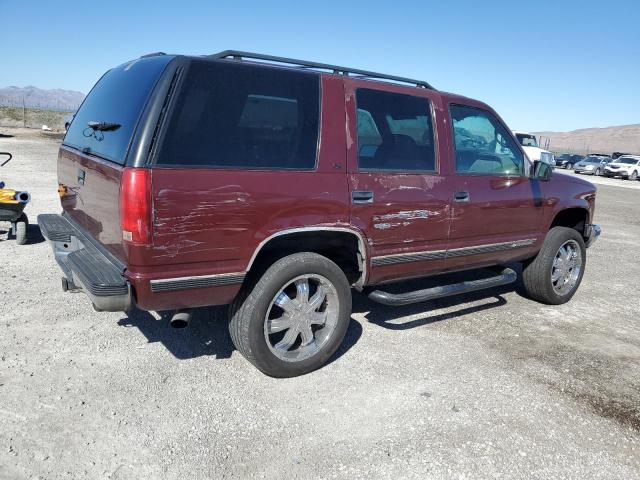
xmin=1 ymin=128 xmax=639 ymax=479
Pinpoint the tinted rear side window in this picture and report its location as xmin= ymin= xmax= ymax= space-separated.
xmin=64 ymin=56 xmax=172 ymax=164
xmin=355 ymin=89 xmax=435 ymax=172
xmin=156 ymin=60 xmax=320 ymax=169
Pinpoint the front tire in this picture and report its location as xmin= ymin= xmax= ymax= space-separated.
xmin=630 ymin=171 xmax=638 ymax=181
xmin=522 ymin=227 xmax=586 ymax=305
xmin=228 ymin=252 xmax=352 ymax=378
xmin=566 ymin=163 xmax=573 ymax=170
xmin=594 ymin=168 xmax=601 ymax=176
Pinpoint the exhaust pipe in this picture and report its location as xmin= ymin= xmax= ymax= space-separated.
xmin=14 ymin=191 xmax=31 ymax=204
xmin=169 ymin=309 xmax=193 ymax=329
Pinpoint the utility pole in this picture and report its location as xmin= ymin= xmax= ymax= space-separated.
xmin=22 ymin=97 xmax=26 ymax=128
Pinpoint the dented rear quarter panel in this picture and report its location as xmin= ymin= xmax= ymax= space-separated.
xmin=129 ymin=75 xmax=355 ymax=308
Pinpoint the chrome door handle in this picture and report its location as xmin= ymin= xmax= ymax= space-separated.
xmin=454 ymin=191 xmax=469 ymax=203
xmin=352 ymin=190 xmax=374 ymax=204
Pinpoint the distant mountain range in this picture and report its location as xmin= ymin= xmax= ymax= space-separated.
xmin=534 ymin=124 xmax=640 ymax=155
xmin=0 ymin=86 xmax=85 ymax=111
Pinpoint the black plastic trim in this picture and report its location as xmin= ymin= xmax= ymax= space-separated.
xmin=446 ymin=239 xmax=536 ymax=258
xmin=37 ymin=213 xmax=73 ymax=242
xmin=371 ymin=239 xmax=536 ymax=267
xmin=67 ymin=249 xmax=128 ymax=297
xmin=150 ymin=273 xmax=245 ymax=293
xmin=372 ymin=250 xmax=446 ymax=267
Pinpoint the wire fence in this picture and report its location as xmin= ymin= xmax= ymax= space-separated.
xmin=0 ymin=96 xmax=80 ymax=112
xmin=0 ymin=105 xmax=72 ymax=130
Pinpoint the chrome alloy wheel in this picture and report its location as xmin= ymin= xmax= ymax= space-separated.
xmin=264 ymin=274 xmax=339 ymax=362
xmin=551 ymin=240 xmax=583 ymax=295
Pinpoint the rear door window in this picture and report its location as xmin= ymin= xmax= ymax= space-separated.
xmin=156 ymin=60 xmax=320 ymax=170
xmin=64 ymin=56 xmax=172 ymax=164
xmin=355 ymin=89 xmax=436 ymax=172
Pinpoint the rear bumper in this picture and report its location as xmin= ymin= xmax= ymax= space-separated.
xmin=38 ymin=213 xmax=133 ymax=312
xmin=585 ymin=223 xmax=601 ymax=248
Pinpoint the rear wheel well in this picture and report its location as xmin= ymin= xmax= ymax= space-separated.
xmin=550 ymin=208 xmax=589 ymax=238
xmin=247 ymin=231 xmax=363 ymax=286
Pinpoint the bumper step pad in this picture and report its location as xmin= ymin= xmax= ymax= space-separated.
xmin=37 ymin=213 xmax=74 ymax=242
xmin=67 ymin=248 xmax=128 ymax=297
xmin=38 ymin=214 xmax=131 ymax=311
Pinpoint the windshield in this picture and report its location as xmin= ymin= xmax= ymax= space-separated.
xmin=616 ymin=158 xmax=637 ymax=165
xmin=64 ymin=56 xmax=172 ymax=164
xmin=515 ymin=134 xmax=538 ymax=147
xmin=584 ymin=157 xmax=604 ymax=163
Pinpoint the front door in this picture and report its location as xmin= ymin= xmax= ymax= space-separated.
xmin=345 ymin=80 xmax=452 ymax=285
xmin=445 ymin=103 xmax=545 ymax=271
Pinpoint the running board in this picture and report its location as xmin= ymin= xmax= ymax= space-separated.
xmin=367 ymin=267 xmax=517 ymax=306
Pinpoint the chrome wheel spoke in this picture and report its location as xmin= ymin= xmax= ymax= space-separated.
xmin=267 ymin=316 xmax=294 ymax=334
xmin=274 ymin=292 xmax=296 ymax=313
xmin=309 ymin=311 xmax=328 ymax=325
xmin=295 ymin=278 xmax=310 ymax=303
xmin=275 ymin=326 xmax=300 ymax=352
xmin=307 ymin=286 xmax=326 ymax=311
xmin=299 ymin=324 xmax=314 ymax=346
xmin=551 ymin=268 xmax=563 ymax=282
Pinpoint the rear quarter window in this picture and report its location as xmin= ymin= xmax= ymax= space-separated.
xmin=156 ymin=59 xmax=320 ymax=170
xmin=64 ymin=56 xmax=172 ymax=164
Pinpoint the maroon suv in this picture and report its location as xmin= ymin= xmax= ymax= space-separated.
xmin=38 ymin=51 xmax=600 ymax=377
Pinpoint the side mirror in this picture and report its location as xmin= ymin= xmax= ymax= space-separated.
xmin=532 ymin=160 xmax=552 ymax=181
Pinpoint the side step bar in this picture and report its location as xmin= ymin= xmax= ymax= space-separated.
xmin=367 ymin=267 xmax=517 ymax=306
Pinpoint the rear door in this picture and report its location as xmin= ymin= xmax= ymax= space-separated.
xmin=445 ymin=103 xmax=544 ymax=271
xmin=59 ymin=55 xmax=173 ymax=261
xmin=345 ymin=79 xmax=452 ymax=285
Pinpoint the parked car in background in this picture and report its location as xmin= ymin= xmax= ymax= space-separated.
xmin=513 ymin=131 xmax=555 ymax=165
xmin=574 ymin=156 xmax=611 ymax=176
xmin=612 ymin=152 xmax=631 ymax=160
xmin=604 ymin=155 xmax=640 ymax=180
xmin=555 ymin=153 xmax=583 ymax=170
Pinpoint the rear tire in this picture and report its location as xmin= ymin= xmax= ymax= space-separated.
xmin=228 ymin=252 xmax=352 ymax=378
xmin=522 ymin=227 xmax=586 ymax=305
xmin=566 ymin=163 xmax=573 ymax=170
xmin=630 ymin=171 xmax=638 ymax=181
xmin=15 ymin=214 xmax=28 ymax=245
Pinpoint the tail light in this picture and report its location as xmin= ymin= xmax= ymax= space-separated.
xmin=120 ymin=168 xmax=151 ymax=244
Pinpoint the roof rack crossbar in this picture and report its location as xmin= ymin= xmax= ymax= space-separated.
xmin=210 ymin=50 xmax=434 ymax=90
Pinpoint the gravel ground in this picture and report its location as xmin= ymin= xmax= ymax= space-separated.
xmin=1 ymin=128 xmax=639 ymax=480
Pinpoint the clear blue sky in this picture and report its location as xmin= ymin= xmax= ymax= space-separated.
xmin=1 ymin=0 xmax=638 ymax=131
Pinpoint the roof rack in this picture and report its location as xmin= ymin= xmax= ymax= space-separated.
xmin=210 ymin=50 xmax=434 ymax=90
